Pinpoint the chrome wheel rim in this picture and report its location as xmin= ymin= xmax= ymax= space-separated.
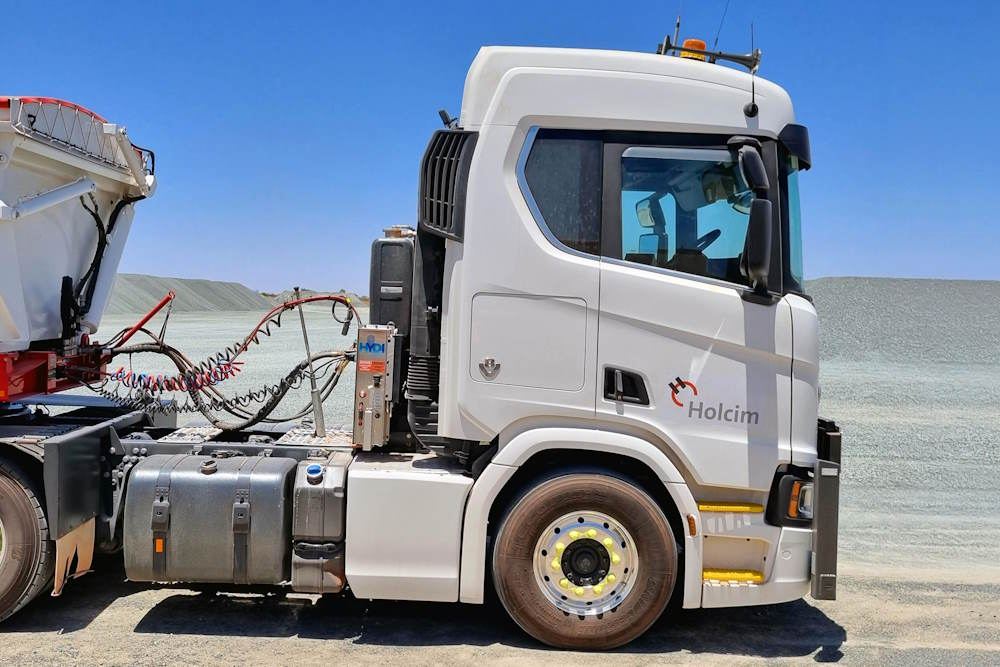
xmin=0 ymin=515 xmax=6 ymax=570
xmin=532 ymin=510 xmax=638 ymax=616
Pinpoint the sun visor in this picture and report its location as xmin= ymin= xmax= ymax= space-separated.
xmin=779 ymin=123 xmax=811 ymax=170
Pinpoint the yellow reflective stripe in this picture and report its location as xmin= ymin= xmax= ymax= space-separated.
xmin=697 ymin=502 xmax=764 ymax=513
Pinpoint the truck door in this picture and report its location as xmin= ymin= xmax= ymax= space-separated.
xmin=596 ymin=141 xmax=793 ymax=491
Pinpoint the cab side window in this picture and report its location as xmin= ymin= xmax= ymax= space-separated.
xmin=523 ymin=130 xmax=602 ymax=256
xmin=619 ymin=147 xmax=752 ymax=286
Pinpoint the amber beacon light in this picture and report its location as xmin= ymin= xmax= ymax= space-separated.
xmin=679 ymin=38 xmax=708 ymax=60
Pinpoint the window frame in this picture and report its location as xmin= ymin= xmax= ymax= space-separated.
xmin=779 ymin=149 xmax=809 ymax=299
xmin=518 ymin=126 xmax=788 ymax=297
xmin=516 ymin=126 xmax=605 ymax=262
xmin=603 ymin=134 xmax=785 ymax=297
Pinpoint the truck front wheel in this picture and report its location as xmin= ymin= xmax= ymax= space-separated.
xmin=492 ymin=473 xmax=677 ymax=649
xmin=0 ymin=460 xmax=54 ymax=623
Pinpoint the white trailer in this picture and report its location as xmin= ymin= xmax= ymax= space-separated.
xmin=0 ymin=40 xmax=840 ymax=650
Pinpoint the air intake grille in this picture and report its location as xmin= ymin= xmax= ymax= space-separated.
xmin=418 ymin=130 xmax=478 ymax=242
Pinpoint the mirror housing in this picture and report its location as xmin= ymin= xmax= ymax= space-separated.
xmin=741 ymin=198 xmax=772 ymax=291
xmin=635 ymin=197 xmax=655 ymax=228
xmin=738 ymin=146 xmax=769 ymax=195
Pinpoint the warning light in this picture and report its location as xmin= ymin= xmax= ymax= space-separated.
xmin=680 ymin=38 xmax=707 ymax=61
xmin=155 ymin=538 xmax=165 ymax=553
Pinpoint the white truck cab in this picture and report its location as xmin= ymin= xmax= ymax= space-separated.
xmin=372 ymin=45 xmax=840 ymax=646
xmin=0 ymin=42 xmax=839 ymax=651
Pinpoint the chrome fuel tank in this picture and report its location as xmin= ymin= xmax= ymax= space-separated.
xmin=124 ymin=454 xmax=296 ymax=584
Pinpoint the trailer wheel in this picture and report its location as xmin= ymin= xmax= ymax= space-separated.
xmin=0 ymin=460 xmax=54 ymax=623
xmin=492 ymin=473 xmax=677 ymax=649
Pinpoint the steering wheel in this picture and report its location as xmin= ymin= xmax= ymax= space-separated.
xmin=694 ymin=228 xmax=722 ymax=252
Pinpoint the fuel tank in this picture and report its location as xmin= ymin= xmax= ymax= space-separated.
xmin=124 ymin=454 xmax=295 ymax=585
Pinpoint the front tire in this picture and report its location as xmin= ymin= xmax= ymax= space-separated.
xmin=492 ymin=473 xmax=677 ymax=649
xmin=0 ymin=459 xmax=54 ymax=623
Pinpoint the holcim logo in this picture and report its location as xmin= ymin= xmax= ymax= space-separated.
xmin=668 ymin=377 xmax=698 ymax=407
xmin=669 ymin=376 xmax=760 ymax=425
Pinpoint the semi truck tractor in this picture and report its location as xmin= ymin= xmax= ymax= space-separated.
xmin=0 ymin=39 xmax=840 ymax=649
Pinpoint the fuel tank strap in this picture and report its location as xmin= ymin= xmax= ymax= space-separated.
xmin=233 ymin=457 xmax=263 ymax=585
xmin=150 ymin=454 xmax=187 ymax=580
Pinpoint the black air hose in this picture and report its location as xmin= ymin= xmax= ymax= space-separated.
xmin=76 ymin=194 xmax=146 ymax=319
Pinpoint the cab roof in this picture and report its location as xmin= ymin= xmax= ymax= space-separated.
xmin=459 ymin=46 xmax=795 ymax=134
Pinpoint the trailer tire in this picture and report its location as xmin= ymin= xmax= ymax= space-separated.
xmin=492 ymin=473 xmax=676 ymax=649
xmin=0 ymin=459 xmax=54 ymax=623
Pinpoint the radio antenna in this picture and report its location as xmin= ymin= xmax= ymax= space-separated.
xmin=712 ymin=0 xmax=731 ymax=51
xmin=672 ymin=1 xmax=682 ymax=47
xmin=744 ymin=21 xmax=759 ymax=118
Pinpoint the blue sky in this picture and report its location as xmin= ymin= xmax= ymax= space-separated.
xmin=7 ymin=1 xmax=998 ymax=293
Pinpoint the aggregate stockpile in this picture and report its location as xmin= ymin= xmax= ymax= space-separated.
xmin=0 ymin=37 xmax=841 ymax=650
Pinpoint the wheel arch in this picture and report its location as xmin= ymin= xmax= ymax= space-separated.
xmin=459 ymin=427 xmax=703 ymax=608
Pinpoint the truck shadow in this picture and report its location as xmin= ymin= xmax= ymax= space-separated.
xmin=4 ymin=560 xmax=846 ymax=661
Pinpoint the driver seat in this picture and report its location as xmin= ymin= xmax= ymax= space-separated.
xmin=667 ymin=248 xmax=708 ymax=277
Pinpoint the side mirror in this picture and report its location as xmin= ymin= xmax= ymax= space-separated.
xmin=741 ymin=198 xmax=772 ymax=290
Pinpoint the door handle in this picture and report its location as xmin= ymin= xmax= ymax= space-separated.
xmin=604 ymin=368 xmax=649 ymax=406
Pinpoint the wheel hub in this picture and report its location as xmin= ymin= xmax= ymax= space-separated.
xmin=561 ymin=538 xmax=610 ymax=586
xmin=533 ymin=510 xmax=637 ymax=616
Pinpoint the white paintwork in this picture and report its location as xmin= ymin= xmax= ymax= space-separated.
xmin=0 ymin=98 xmax=152 ymax=351
xmin=439 ymin=47 xmax=798 ymax=455
xmin=345 ymin=452 xmax=473 ymax=602
xmin=596 ymin=262 xmax=794 ymax=491
xmin=458 ymin=427 xmax=704 ymax=609
xmin=787 ymin=294 xmax=821 ymax=467
xmin=436 ymin=122 xmax=601 ymax=440
xmin=460 ymin=47 xmax=794 ymax=132
xmin=701 ymin=526 xmax=811 ymax=608
xmin=469 ymin=293 xmax=588 ymax=390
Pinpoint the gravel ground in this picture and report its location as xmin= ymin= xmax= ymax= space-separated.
xmin=0 ymin=559 xmax=996 ymax=665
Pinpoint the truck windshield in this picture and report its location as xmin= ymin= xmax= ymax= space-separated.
xmin=783 ymin=154 xmax=805 ymax=293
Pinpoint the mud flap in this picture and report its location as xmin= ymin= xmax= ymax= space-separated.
xmin=43 ymin=411 xmax=148 ymax=596
xmin=52 ymin=517 xmax=95 ymax=596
